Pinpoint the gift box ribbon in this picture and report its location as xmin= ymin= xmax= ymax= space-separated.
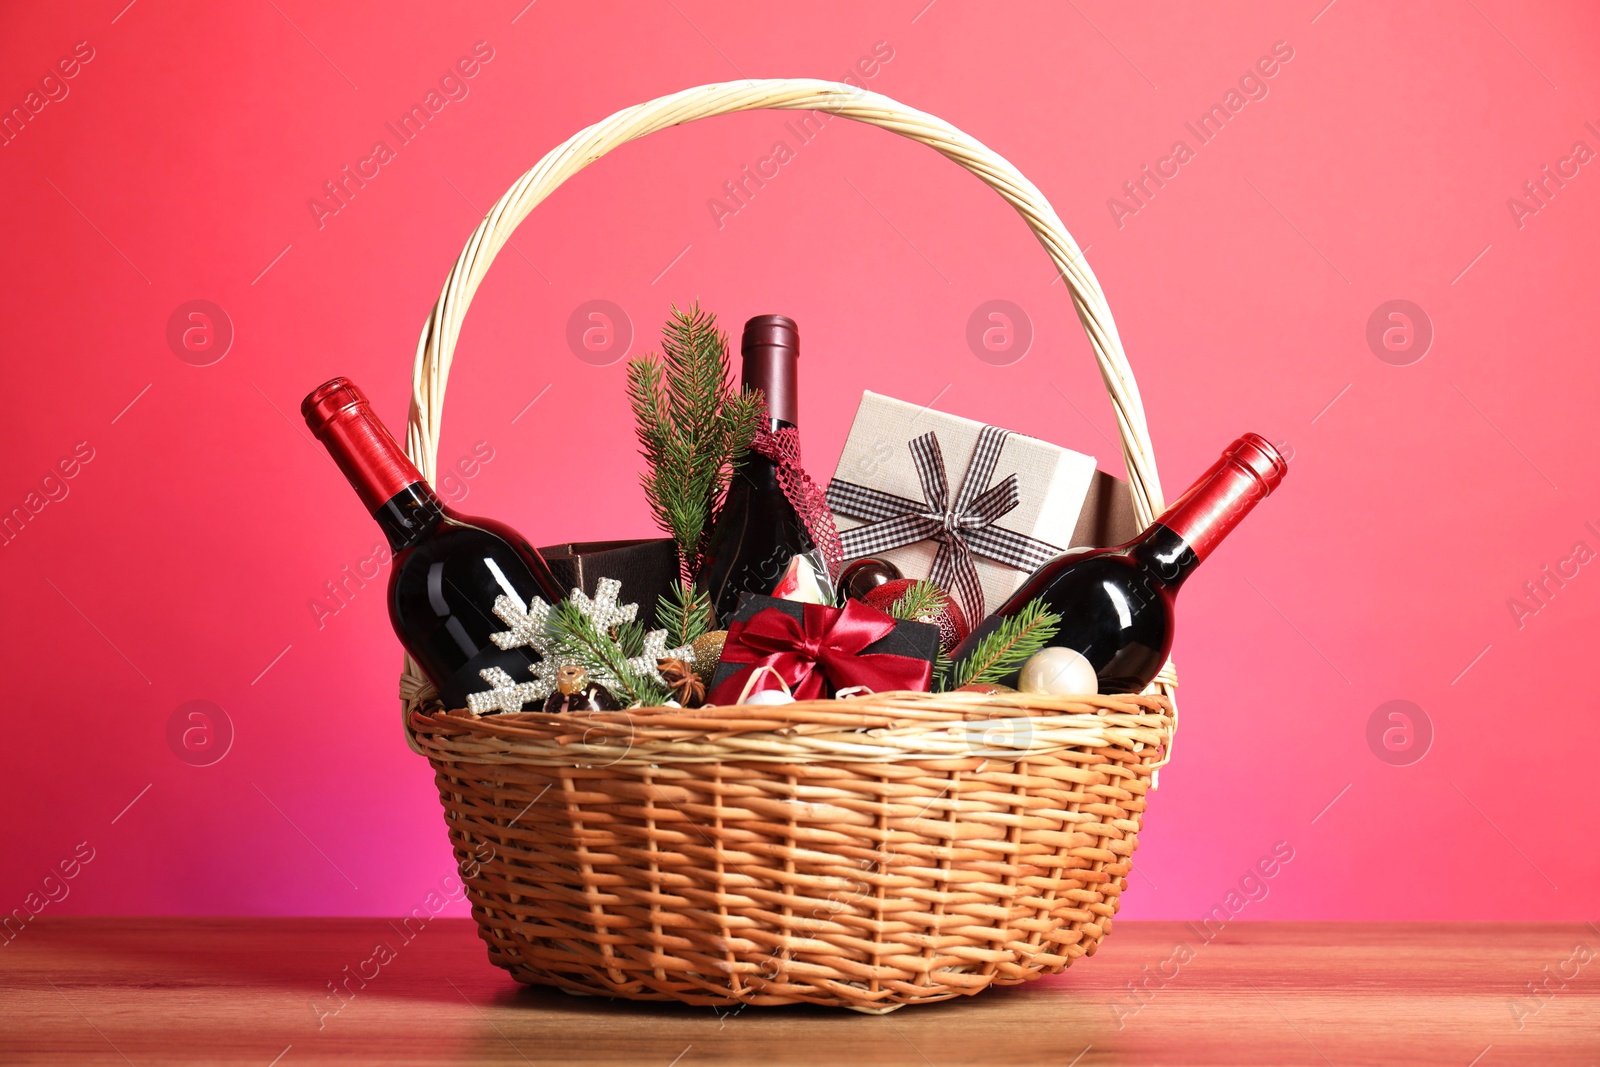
xmin=826 ymin=426 xmax=1061 ymax=621
xmin=709 ymin=600 xmax=933 ymax=703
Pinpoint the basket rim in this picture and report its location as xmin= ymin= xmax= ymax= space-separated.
xmin=408 ymin=690 xmax=1173 ymax=767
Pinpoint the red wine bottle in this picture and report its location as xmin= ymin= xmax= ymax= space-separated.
xmin=302 ymin=378 xmax=566 ymax=710
xmin=696 ymin=315 xmax=823 ymax=621
xmin=948 ymin=434 xmax=1287 ymax=694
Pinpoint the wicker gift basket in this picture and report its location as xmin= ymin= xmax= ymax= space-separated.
xmin=399 ymin=79 xmax=1178 ymax=1014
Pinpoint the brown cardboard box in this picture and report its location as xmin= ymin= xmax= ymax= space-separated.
xmin=536 ymin=538 xmax=679 ymax=629
xmin=1068 ymin=469 xmax=1144 ymax=550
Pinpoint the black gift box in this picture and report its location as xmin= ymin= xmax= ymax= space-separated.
xmin=536 ymin=538 xmax=679 ymax=629
xmin=708 ymin=592 xmax=940 ymax=699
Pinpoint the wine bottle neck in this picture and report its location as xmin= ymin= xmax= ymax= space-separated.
xmin=1149 ymin=433 xmax=1287 ymax=564
xmin=742 ymin=315 xmax=799 ymax=425
xmin=302 ymin=377 xmax=442 ymax=549
xmin=375 ymin=483 xmax=446 ymax=551
xmin=730 ymin=424 xmax=787 ymax=496
xmin=1131 ymin=523 xmax=1201 ymax=591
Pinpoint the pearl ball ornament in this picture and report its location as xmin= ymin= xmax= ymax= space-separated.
xmin=1017 ymin=647 xmax=1099 ymax=696
xmin=744 ymin=689 xmax=796 ymax=706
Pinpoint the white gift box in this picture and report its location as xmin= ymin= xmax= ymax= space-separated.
xmin=825 ymin=391 xmax=1097 ymax=622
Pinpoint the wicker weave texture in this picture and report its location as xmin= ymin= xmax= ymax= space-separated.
xmin=412 ymin=693 xmax=1173 ymax=1013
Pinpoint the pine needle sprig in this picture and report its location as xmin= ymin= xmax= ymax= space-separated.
xmin=657 ymin=580 xmax=714 ymax=648
xmin=547 ymin=600 xmax=671 ymax=707
xmin=627 ymin=303 xmax=765 ymax=578
xmin=611 ymin=617 xmax=647 ymax=659
xmin=938 ymin=599 xmax=1062 ymax=691
xmin=886 ymin=581 xmax=947 ymax=622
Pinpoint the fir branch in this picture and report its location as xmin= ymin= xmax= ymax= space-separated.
xmin=657 ymin=580 xmax=714 ymax=648
xmin=626 ymin=359 xmax=674 ymax=541
xmin=548 ymin=600 xmax=671 ymax=707
xmin=941 ymin=599 xmax=1062 ymax=690
xmin=627 ymin=303 xmax=764 ymax=578
xmin=887 ymin=581 xmax=947 ymax=622
xmin=612 ymin=618 xmax=647 ymax=659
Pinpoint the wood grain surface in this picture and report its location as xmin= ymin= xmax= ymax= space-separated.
xmin=1 ymin=919 xmax=1596 ymax=1065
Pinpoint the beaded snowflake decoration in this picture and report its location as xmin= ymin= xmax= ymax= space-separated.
xmin=463 ymin=579 xmax=693 ymax=715
xmin=465 ymin=667 xmax=547 ymax=715
xmin=568 ymin=578 xmax=637 ymax=633
xmin=464 ymin=591 xmax=561 ymax=715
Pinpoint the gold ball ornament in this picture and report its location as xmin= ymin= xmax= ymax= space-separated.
xmin=690 ymin=630 xmax=728 ymax=684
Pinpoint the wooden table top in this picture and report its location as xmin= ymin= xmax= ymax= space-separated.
xmin=2 ymin=919 xmax=1596 ymax=1065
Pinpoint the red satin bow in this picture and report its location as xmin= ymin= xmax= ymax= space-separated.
xmin=708 ymin=600 xmax=933 ymax=704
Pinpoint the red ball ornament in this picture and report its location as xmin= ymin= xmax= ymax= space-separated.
xmin=861 ymin=578 xmax=971 ymax=654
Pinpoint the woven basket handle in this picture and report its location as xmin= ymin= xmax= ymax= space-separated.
xmin=399 ymin=79 xmax=1177 ymax=746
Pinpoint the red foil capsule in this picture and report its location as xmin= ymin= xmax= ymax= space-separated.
xmin=1155 ymin=433 xmax=1287 ymax=561
xmin=301 ymin=377 xmax=426 ymax=512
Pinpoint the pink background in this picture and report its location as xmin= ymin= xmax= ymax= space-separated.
xmin=2 ymin=0 xmax=1595 ymax=925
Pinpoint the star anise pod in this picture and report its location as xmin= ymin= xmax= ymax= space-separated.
xmin=657 ymin=657 xmax=705 ymax=707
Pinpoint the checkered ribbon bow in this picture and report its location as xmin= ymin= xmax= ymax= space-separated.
xmin=825 ymin=426 xmax=1060 ymax=622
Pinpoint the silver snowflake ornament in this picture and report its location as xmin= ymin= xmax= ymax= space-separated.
xmin=625 ymin=629 xmax=695 ymax=682
xmin=569 ymin=578 xmax=637 ymax=633
xmin=463 ymin=592 xmax=564 ymax=713
xmin=466 ymin=578 xmax=695 ymax=707
xmin=488 ymin=592 xmax=553 ymax=652
xmin=466 ymin=667 xmax=545 ymax=715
